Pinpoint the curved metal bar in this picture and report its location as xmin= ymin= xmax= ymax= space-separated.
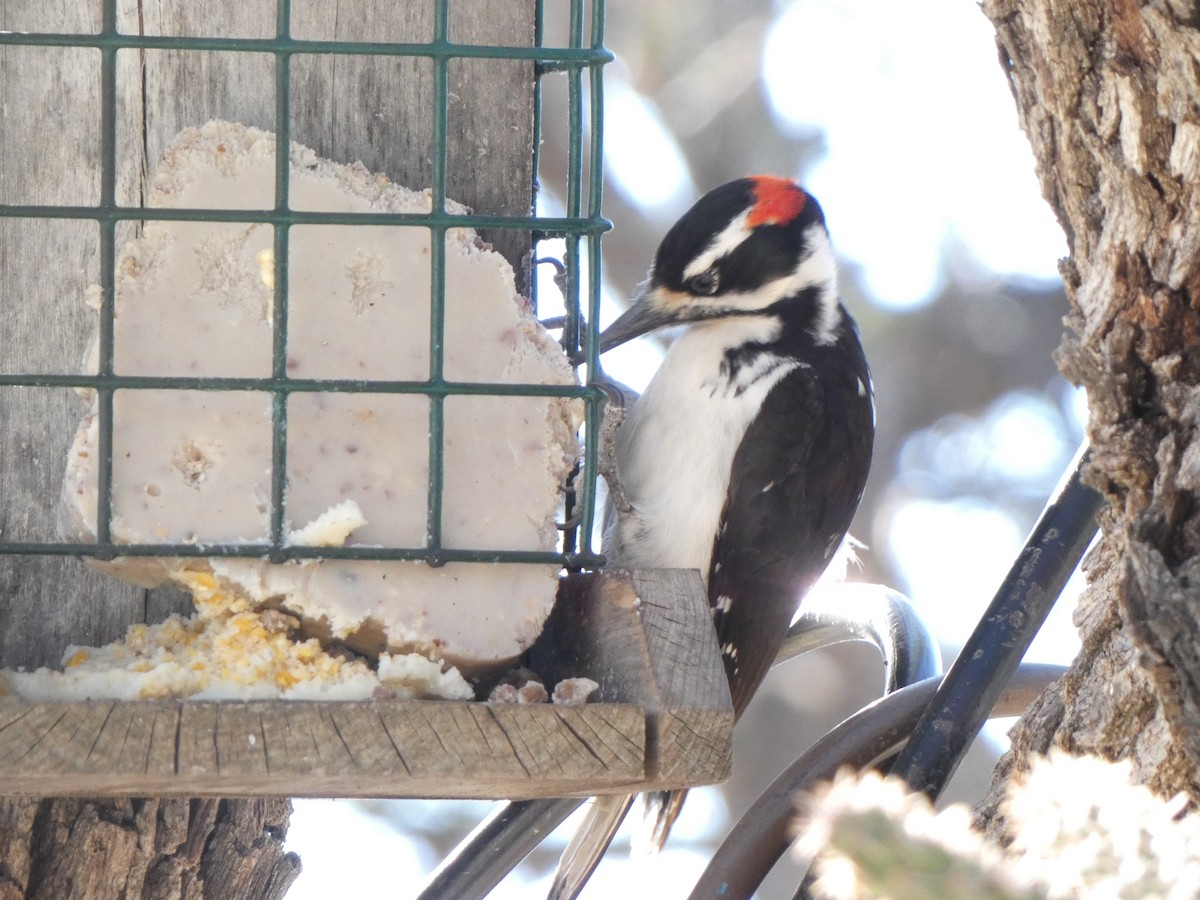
xmin=416 ymin=798 xmax=583 ymax=900
xmin=688 ymin=663 xmax=1068 ymax=900
xmin=889 ymin=442 xmax=1103 ymax=800
xmin=780 ymin=583 xmax=943 ymax=692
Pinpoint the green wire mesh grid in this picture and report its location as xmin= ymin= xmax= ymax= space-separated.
xmin=0 ymin=0 xmax=611 ymax=571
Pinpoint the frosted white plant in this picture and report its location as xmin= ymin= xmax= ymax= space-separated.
xmin=795 ymin=751 xmax=1200 ymax=900
xmin=1005 ymin=751 xmax=1200 ymax=899
xmin=796 ymin=768 xmax=1041 ymax=900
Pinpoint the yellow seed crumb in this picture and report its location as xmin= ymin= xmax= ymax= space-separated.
xmin=258 ymin=248 xmax=275 ymax=290
xmin=65 ymin=650 xmax=90 ymax=667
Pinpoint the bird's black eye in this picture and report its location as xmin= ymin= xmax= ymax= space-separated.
xmin=687 ymin=266 xmax=721 ymax=296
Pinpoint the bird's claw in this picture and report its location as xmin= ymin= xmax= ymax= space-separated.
xmin=595 ymin=378 xmax=636 ymax=517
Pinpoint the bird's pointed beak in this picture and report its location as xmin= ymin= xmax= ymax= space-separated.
xmin=571 ymin=287 xmax=677 ymax=365
xmin=600 ymin=291 xmax=676 ymax=353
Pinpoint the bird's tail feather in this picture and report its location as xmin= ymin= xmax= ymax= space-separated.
xmin=635 ymin=788 xmax=689 ymax=855
xmin=547 ymin=794 xmax=636 ymax=900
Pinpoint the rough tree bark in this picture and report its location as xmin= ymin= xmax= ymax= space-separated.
xmin=976 ymin=0 xmax=1200 ymax=828
xmin=0 ymin=799 xmax=297 ymax=900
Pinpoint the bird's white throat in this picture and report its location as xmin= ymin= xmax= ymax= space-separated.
xmin=609 ymin=316 xmax=800 ymax=578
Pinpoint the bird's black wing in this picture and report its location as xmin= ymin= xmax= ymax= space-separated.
xmin=708 ymin=357 xmax=874 ymax=715
xmin=641 ymin=356 xmax=872 ymax=849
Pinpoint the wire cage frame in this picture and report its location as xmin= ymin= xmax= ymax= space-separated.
xmin=0 ymin=0 xmax=612 ymax=577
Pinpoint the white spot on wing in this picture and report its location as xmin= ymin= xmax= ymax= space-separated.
xmin=715 ymin=594 xmax=733 ymax=613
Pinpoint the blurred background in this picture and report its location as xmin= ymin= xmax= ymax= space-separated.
xmin=286 ymin=0 xmax=1084 ymax=896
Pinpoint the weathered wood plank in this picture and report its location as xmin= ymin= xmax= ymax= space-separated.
xmin=536 ymin=569 xmax=735 ymax=787
xmin=177 ymin=703 xmax=217 ymax=775
xmin=532 ymin=572 xmax=661 ymax=707
xmin=0 ymin=705 xmax=67 ymax=767
xmin=631 ymin=569 xmax=735 ymax=786
xmin=0 ymin=572 xmax=733 ymax=797
xmin=0 ymin=31 xmax=147 ymax=667
xmin=0 ymin=1 xmax=101 ymax=32
xmin=214 ymin=703 xmax=270 ymax=776
xmin=0 ymin=701 xmax=645 ymax=799
xmin=655 ymin=709 xmax=735 ymax=786
xmin=325 ymin=704 xmax=408 ymax=775
xmin=145 ymin=703 xmax=182 ymax=776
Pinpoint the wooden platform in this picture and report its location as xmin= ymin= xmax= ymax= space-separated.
xmin=0 ymin=570 xmax=734 ymax=799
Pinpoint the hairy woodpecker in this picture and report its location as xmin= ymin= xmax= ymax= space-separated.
xmin=551 ymin=176 xmax=875 ymax=898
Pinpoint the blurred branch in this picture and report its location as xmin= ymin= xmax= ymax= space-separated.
xmin=653 ymin=15 xmax=770 ymax=138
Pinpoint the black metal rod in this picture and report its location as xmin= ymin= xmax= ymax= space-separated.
xmin=889 ymin=442 xmax=1103 ymax=798
xmin=416 ymin=798 xmax=583 ymax=900
xmin=688 ymin=664 xmax=1068 ymax=900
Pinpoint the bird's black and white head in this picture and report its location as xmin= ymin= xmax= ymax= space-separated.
xmin=597 ymin=176 xmax=842 ymax=354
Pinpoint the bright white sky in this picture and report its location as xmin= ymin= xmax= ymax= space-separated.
xmin=286 ymin=3 xmax=1083 ymax=897
xmin=762 ymin=0 xmax=1067 ymax=306
xmin=602 ymin=0 xmax=1068 ymax=309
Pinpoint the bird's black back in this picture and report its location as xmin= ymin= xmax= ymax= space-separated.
xmin=707 ymin=309 xmax=874 ymax=715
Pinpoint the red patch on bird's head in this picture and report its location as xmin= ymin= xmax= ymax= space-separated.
xmin=746 ymin=175 xmax=807 ymax=228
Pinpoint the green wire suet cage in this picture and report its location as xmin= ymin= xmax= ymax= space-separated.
xmin=0 ymin=0 xmax=611 ymax=585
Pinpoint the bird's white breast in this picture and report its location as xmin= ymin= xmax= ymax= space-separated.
xmin=609 ymin=317 xmax=799 ymax=580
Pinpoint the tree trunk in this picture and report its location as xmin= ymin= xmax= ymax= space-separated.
xmin=0 ymin=798 xmax=298 ymax=900
xmin=977 ymin=0 xmax=1200 ymax=828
